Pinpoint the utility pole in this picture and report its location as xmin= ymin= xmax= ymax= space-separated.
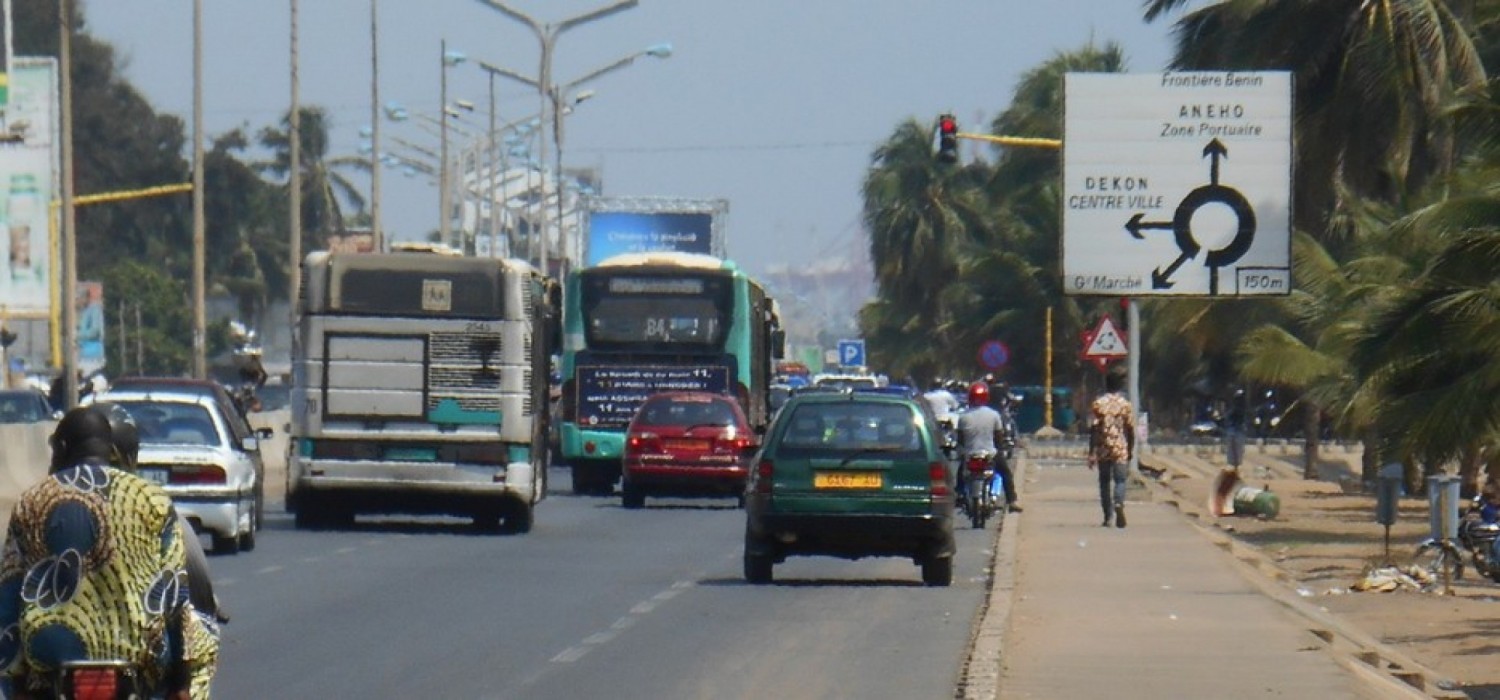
xmin=192 ymin=0 xmax=206 ymax=379
xmin=59 ymin=0 xmax=77 ymax=406
xmin=370 ymin=0 xmax=382 ymax=251
xmin=289 ymin=0 xmax=302 ymax=332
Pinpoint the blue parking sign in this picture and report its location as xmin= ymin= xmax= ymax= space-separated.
xmin=837 ymin=339 xmax=866 ymax=367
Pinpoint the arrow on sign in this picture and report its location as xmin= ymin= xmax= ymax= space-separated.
xmin=1204 ymin=138 xmax=1228 ymax=185
xmin=1124 ymin=213 xmax=1173 ymax=240
xmin=1152 ymin=250 xmax=1194 ymax=289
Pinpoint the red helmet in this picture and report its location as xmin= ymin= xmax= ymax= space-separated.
xmin=967 ymin=381 xmax=990 ymax=407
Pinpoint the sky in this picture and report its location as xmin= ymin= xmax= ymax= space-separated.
xmin=82 ymin=1 xmax=1178 ymax=279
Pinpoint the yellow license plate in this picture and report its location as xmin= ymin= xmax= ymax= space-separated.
xmin=814 ymin=471 xmax=882 ymax=489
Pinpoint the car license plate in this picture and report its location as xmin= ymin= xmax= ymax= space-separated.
xmin=139 ymin=468 xmax=169 ymax=486
xmin=664 ymin=439 xmax=708 ymax=450
xmin=814 ymin=471 xmax=882 ymax=489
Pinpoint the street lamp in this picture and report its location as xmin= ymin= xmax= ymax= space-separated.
xmin=439 ymin=41 xmax=467 ymax=247
xmin=475 ymin=40 xmax=669 ymax=272
xmin=370 ymin=0 xmax=383 ymax=250
xmin=475 ymin=0 xmax=641 ymax=274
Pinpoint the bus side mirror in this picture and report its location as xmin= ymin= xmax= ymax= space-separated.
xmin=770 ymin=329 xmax=786 ymax=359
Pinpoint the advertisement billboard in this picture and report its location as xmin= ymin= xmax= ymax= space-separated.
xmin=582 ymin=196 xmax=727 ymax=267
xmin=0 ymin=58 xmax=58 ymax=317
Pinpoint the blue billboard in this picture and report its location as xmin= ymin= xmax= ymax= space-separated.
xmin=585 ymin=211 xmax=716 ymax=266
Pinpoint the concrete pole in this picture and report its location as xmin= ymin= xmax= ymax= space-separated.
xmin=192 ymin=0 xmax=207 ymax=379
xmin=439 ymin=39 xmax=451 ymax=247
xmin=289 ymin=0 xmax=302 ymax=335
xmin=1128 ymin=298 xmax=1141 ymax=473
xmin=370 ymin=0 xmax=382 ymax=251
xmin=59 ymin=0 xmax=78 ymax=406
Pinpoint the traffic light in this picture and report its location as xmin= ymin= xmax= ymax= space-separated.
xmin=936 ymin=114 xmax=959 ymax=163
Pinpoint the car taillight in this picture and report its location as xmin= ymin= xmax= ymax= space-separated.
xmin=715 ymin=434 xmax=754 ymax=453
xmin=625 ymin=432 xmax=658 ymax=456
xmin=169 ymin=465 xmax=226 ymax=485
xmin=755 ymin=460 xmax=774 ymax=494
xmin=929 ymin=462 xmax=949 ymax=498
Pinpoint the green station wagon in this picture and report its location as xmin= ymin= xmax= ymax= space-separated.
xmin=742 ymin=391 xmax=956 ymax=586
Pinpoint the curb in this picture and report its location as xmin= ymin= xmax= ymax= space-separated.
xmin=1137 ymin=460 xmax=1467 ymax=700
xmin=956 ymin=455 xmax=1024 ymax=700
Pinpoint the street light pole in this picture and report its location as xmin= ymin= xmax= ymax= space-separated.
xmin=370 ymin=0 xmax=382 ymax=251
xmin=191 ymin=0 xmax=206 ymax=378
xmin=439 ymin=39 xmax=450 ymax=247
xmin=475 ymin=0 xmax=639 ymax=275
xmin=289 ymin=0 xmax=302 ymax=345
xmin=58 ymin=0 xmax=77 ymax=406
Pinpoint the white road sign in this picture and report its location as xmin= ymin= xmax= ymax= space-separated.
xmin=1062 ymin=71 xmax=1292 ymax=297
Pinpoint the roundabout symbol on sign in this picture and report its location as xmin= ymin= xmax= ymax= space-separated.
xmin=1123 ymin=138 xmax=1256 ymax=294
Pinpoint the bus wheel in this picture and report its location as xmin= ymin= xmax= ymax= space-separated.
xmin=501 ymin=504 xmax=533 ymax=534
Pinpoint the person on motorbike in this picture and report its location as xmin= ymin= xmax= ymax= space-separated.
xmin=94 ymin=402 xmax=228 ymax=625
xmin=922 ymin=380 xmax=960 ymax=422
xmin=0 ymin=407 xmax=219 ymax=699
xmin=956 ymin=381 xmax=1021 ymax=512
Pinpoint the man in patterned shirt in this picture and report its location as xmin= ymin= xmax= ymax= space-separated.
xmin=1088 ymin=369 xmax=1136 ymax=528
xmin=0 ymin=407 xmax=218 ymax=698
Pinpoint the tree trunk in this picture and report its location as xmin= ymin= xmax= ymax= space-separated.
xmin=1361 ymin=428 xmax=1380 ymax=485
xmin=1302 ymin=399 xmax=1320 ymax=480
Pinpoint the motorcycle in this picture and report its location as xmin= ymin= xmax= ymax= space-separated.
xmin=959 ymin=449 xmax=1006 ymax=529
xmin=1414 ymin=495 xmax=1500 ymax=584
xmin=46 ymin=659 xmax=148 ymax=700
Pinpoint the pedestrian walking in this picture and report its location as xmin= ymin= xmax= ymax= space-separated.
xmin=1224 ymin=388 xmax=1247 ymax=469
xmin=1088 ymin=368 xmax=1135 ymax=528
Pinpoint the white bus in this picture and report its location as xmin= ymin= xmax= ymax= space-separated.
xmin=287 ymin=250 xmax=557 ymax=533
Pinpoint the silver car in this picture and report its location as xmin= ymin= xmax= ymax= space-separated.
xmin=88 ymin=390 xmax=266 ymax=554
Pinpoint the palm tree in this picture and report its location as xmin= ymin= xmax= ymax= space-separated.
xmin=860 ymin=118 xmax=992 ymax=379
xmin=259 ymin=106 xmax=369 ymax=249
xmin=1143 ymin=0 xmax=1488 ymax=243
xmin=1355 ymin=200 xmax=1500 ymax=490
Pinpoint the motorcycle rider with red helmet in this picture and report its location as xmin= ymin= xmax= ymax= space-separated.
xmin=956 ymin=381 xmax=1021 ymax=512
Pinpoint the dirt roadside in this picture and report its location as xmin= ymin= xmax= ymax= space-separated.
xmin=1026 ymin=440 xmax=1500 ymax=700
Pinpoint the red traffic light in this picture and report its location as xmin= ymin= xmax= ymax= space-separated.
xmin=936 ymin=114 xmax=959 ymax=163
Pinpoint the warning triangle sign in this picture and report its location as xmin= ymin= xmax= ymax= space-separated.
xmin=1083 ymin=316 xmax=1128 ymax=358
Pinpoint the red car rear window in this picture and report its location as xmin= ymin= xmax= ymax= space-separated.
xmin=639 ymin=398 xmax=737 ymax=426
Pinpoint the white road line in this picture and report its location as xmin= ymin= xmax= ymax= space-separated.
xmin=255 ymin=565 xmax=284 ymax=575
xmin=629 ymin=601 xmax=657 ymax=614
xmin=610 ymin=617 xmax=637 ymax=631
xmin=551 ymin=646 xmax=590 ymax=663
xmin=581 ymin=632 xmax=616 ymax=645
xmin=335 ymin=546 xmax=357 ymax=554
xmin=216 ymin=577 xmax=237 ymax=587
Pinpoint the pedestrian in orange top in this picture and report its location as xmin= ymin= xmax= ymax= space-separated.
xmin=1088 ymin=368 xmax=1135 ymax=528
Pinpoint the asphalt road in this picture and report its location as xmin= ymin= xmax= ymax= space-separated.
xmin=206 ymin=469 xmax=994 ymax=699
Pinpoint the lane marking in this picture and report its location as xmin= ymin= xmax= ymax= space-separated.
xmin=256 ymin=565 xmax=284 ymax=576
xmin=551 ymin=647 xmax=590 ymax=663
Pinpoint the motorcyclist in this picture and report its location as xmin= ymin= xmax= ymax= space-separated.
xmin=0 ymin=407 xmax=219 ymax=699
xmin=922 ymin=380 xmax=960 ymax=423
xmin=95 ymin=401 xmax=228 ymax=624
xmin=955 ymin=381 xmax=1022 ymax=512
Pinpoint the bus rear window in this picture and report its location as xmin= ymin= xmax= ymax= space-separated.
xmin=335 ymin=268 xmax=503 ymax=317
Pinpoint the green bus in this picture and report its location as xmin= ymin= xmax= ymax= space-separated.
xmin=559 ymin=252 xmax=784 ymax=495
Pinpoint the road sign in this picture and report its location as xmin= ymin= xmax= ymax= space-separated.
xmin=977 ymin=340 xmax=1010 ymax=371
xmin=837 ymin=339 xmax=866 ymax=368
xmin=1062 ymin=71 xmax=1292 ymax=297
xmin=1082 ymin=316 xmax=1127 ymax=372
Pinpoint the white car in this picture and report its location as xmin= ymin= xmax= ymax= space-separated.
xmin=87 ymin=388 xmax=266 ymax=554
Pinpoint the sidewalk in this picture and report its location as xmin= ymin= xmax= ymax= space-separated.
xmin=992 ymin=457 xmax=1410 ymax=699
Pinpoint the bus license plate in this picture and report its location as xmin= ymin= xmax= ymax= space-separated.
xmin=814 ymin=471 xmax=882 ymax=489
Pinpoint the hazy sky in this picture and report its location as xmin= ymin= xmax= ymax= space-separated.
xmin=83 ymin=1 xmax=1176 ymax=277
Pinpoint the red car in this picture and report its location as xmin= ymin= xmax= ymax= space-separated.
xmin=621 ymin=392 xmax=758 ymax=509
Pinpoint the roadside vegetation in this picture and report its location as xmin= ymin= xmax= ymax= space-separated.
xmin=860 ymin=1 xmax=1500 ymax=493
